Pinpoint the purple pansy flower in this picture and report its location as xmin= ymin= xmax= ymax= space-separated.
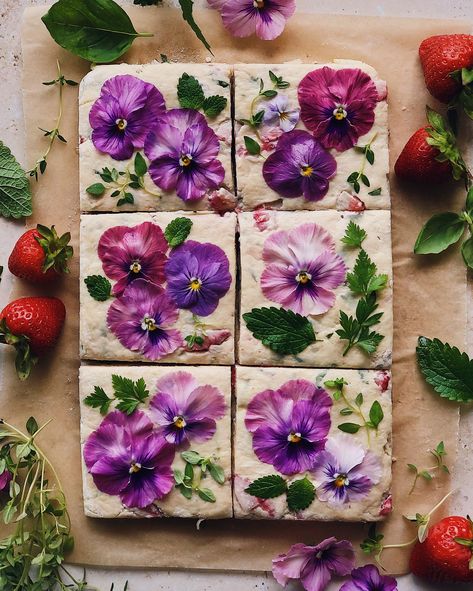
xmin=208 ymin=0 xmax=296 ymax=40
xmin=144 ymin=109 xmax=225 ymax=202
xmin=98 ymin=222 xmax=168 ymax=296
xmin=339 ymin=564 xmax=398 ymax=591
xmin=165 ymin=240 xmax=232 ymax=317
xmin=260 ymin=222 xmax=346 ymax=316
xmin=263 ymin=95 xmax=300 ymax=132
xmin=83 ymin=410 xmax=175 ymax=509
xmin=0 ymin=470 xmax=12 ymax=492
xmin=107 ymin=279 xmax=183 ymax=361
xmin=245 ymin=379 xmax=332 ymax=475
xmin=272 ymin=537 xmax=355 ymax=591
xmin=298 ymin=67 xmax=379 ymax=152
xmin=89 ymin=75 xmax=166 ymax=160
xmin=263 ymin=130 xmax=337 ymax=202
xmin=150 ymin=371 xmax=226 ymax=447
xmin=311 ymin=434 xmax=382 ymax=505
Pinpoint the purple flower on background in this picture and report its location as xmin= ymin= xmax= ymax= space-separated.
xmin=263 ymin=130 xmax=337 ymax=202
xmin=107 ymin=279 xmax=182 ymax=361
xmin=150 ymin=371 xmax=226 ymax=447
xmin=84 ymin=410 xmax=175 ymax=509
xmin=98 ymin=222 xmax=168 ymax=296
xmin=208 ymin=0 xmax=296 ymax=41
xmin=165 ymin=240 xmax=232 ymax=317
xmin=272 ymin=537 xmax=356 ymax=591
xmin=311 ymin=434 xmax=382 ymax=505
xmin=339 ymin=564 xmax=398 ymax=591
xmin=298 ymin=67 xmax=379 ymax=152
xmin=0 ymin=470 xmax=12 ymax=492
xmin=260 ymin=223 xmax=346 ymax=316
xmin=263 ymin=95 xmax=300 ymax=132
xmin=89 ymin=75 xmax=166 ymax=160
xmin=144 ymin=109 xmax=225 ymax=202
xmin=245 ymin=379 xmax=332 ymax=475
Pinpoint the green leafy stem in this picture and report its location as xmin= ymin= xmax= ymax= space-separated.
xmin=407 ymin=441 xmax=449 ymax=495
xmin=245 ymin=474 xmax=315 ymax=513
xmin=347 ymin=133 xmax=381 ymax=195
xmin=184 ymin=315 xmax=208 ymax=348
xmin=173 ymin=451 xmax=225 ymax=503
xmin=84 ymin=374 xmax=150 ymax=415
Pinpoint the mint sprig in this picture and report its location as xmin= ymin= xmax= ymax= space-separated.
xmin=245 ymin=475 xmax=316 ymax=513
xmin=177 ymin=73 xmax=227 ymax=117
xmin=164 ymin=217 xmax=193 ymax=247
xmin=286 ymin=477 xmax=316 ymax=512
xmin=245 ymin=475 xmax=286 ymax=498
xmin=84 ymin=275 xmax=112 ymax=302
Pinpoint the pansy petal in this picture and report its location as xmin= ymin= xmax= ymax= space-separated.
xmin=245 ymin=389 xmax=294 ymax=432
xmin=325 ymin=434 xmax=365 ymax=473
xmin=154 ymin=371 xmax=199 ymax=407
xmin=300 ymin=560 xmax=332 ymax=591
xmin=90 ymin=456 xmax=131 ymax=496
xmin=272 ymin=543 xmax=314 ymax=586
xmin=185 ymin=385 xmax=227 ymax=420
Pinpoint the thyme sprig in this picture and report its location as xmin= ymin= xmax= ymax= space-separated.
xmin=28 ymin=60 xmax=77 ymax=181
xmin=347 ymin=133 xmax=377 ymax=194
xmin=407 ymin=441 xmax=449 ymax=495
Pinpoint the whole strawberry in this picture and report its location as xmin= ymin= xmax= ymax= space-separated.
xmin=0 ymin=297 xmax=66 ymax=380
xmin=410 ymin=516 xmax=473 ymax=583
xmin=8 ymin=224 xmax=73 ymax=283
xmin=395 ymin=106 xmax=466 ymax=183
xmin=419 ymin=34 xmax=473 ymax=104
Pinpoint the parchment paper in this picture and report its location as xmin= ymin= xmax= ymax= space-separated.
xmin=2 ymin=5 xmax=470 ymax=575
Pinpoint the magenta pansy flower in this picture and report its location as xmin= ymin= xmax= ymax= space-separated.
xmin=89 ymin=75 xmax=166 ymax=160
xmin=245 ymin=379 xmax=332 ymax=475
xmin=150 ymin=371 xmax=226 ymax=447
xmin=144 ymin=109 xmax=225 ymax=202
xmin=339 ymin=564 xmax=398 ymax=591
xmin=83 ymin=410 xmax=175 ymax=509
xmin=263 ymin=95 xmax=300 ymax=132
xmin=208 ymin=0 xmax=296 ymax=41
xmin=263 ymin=130 xmax=337 ymax=202
xmin=107 ymin=279 xmax=182 ymax=361
xmin=260 ymin=223 xmax=346 ymax=316
xmin=98 ymin=221 xmax=168 ymax=296
xmin=272 ymin=537 xmax=355 ymax=591
xmin=0 ymin=469 xmax=12 ymax=492
xmin=165 ymin=240 xmax=232 ymax=317
xmin=298 ymin=67 xmax=379 ymax=152
xmin=311 ymin=434 xmax=382 ymax=505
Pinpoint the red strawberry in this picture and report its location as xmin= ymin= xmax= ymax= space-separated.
xmin=0 ymin=297 xmax=66 ymax=380
xmin=419 ymin=34 xmax=473 ymax=103
xmin=410 ymin=516 xmax=473 ymax=583
xmin=8 ymin=224 xmax=73 ymax=283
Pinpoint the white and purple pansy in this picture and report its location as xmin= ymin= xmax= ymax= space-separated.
xmin=263 ymin=95 xmax=300 ymax=132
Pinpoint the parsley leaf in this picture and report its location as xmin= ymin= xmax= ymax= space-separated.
xmin=416 ymin=336 xmax=473 ymax=403
xmin=0 ymin=141 xmax=32 ymax=219
xmin=243 ymin=307 xmax=316 ymax=355
xmin=245 ymin=475 xmax=287 ymax=499
xmin=336 ymin=293 xmax=384 ymax=356
xmin=111 ymin=375 xmax=150 ymax=414
xmin=164 ymin=217 xmax=193 ymax=247
xmin=203 ymin=95 xmax=228 ymax=118
xmin=341 ymin=221 xmax=367 ymax=248
xmin=177 ymin=73 xmax=205 ymax=110
xmin=84 ymin=386 xmax=113 ymax=415
xmin=347 ymin=250 xmax=388 ymax=296
xmin=286 ymin=477 xmax=316 ymax=512
xmin=84 ymin=275 xmax=112 ymax=302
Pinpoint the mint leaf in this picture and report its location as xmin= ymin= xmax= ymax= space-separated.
xmin=338 ymin=422 xmax=361 ymax=434
xmin=244 ymin=136 xmax=261 ymax=156
xmin=461 ymin=236 xmax=473 ymax=269
xmin=177 ymin=73 xmax=205 ymax=110
xmin=203 ymin=95 xmax=227 ymax=118
xmin=243 ymin=307 xmax=316 ymax=355
xmin=0 ymin=141 xmax=32 ymax=219
xmin=164 ymin=217 xmax=192 ymax=247
xmin=341 ymin=221 xmax=367 ymax=248
xmin=86 ymin=182 xmax=106 ymax=196
xmin=347 ymin=250 xmax=387 ymax=296
xmin=245 ymin=475 xmax=287 ymax=499
xmin=178 ymin=0 xmax=212 ymax=53
xmin=416 ymin=336 xmax=473 ymax=403
xmin=286 ymin=477 xmax=315 ymax=512
xmin=414 ymin=212 xmax=465 ymax=255
xmin=111 ymin=375 xmax=149 ymax=414
xmin=369 ymin=401 xmax=384 ymax=428
xmin=84 ymin=386 xmax=113 ymax=415
xmin=84 ymin=275 xmax=112 ymax=302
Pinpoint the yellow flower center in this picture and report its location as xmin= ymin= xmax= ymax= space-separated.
xmin=333 ymin=106 xmax=348 ymax=121
xmin=141 ymin=316 xmax=157 ymax=332
xmin=180 ymin=154 xmax=193 ymax=167
xmin=130 ymin=261 xmax=142 ymax=274
xmin=296 ymin=271 xmax=312 ymax=284
xmin=189 ymin=277 xmax=202 ymax=291
xmin=335 ymin=474 xmax=348 ymax=488
xmin=173 ymin=415 xmax=187 ymax=429
xmin=300 ymin=165 xmax=313 ymax=177
xmin=129 ymin=461 xmax=142 ymax=474
xmin=253 ymin=0 xmax=264 ymax=7
xmin=116 ymin=118 xmax=128 ymax=131
xmin=287 ymin=431 xmax=302 ymax=443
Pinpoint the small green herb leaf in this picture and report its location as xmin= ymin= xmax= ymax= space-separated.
xmin=243 ymin=307 xmax=316 ymax=355
xmin=178 ymin=0 xmax=212 ymax=54
xmin=26 ymin=417 xmax=39 ymax=436
xmin=338 ymin=422 xmax=361 ymax=434
xmin=84 ymin=386 xmax=113 ymax=415
xmin=203 ymin=95 xmax=228 ymax=118
xmin=368 ymin=187 xmax=382 ymax=196
xmin=164 ymin=217 xmax=193 ymax=247
xmin=208 ymin=462 xmax=225 ymax=485
xmin=84 ymin=275 xmax=112 ymax=302
xmin=244 ymin=136 xmax=261 ymax=156
xmin=177 ymin=73 xmax=205 ymax=110
xmin=369 ymin=400 xmax=384 ymax=428
xmin=245 ymin=475 xmax=287 ymax=499
xmin=181 ymin=451 xmax=203 ymax=465
xmin=414 ymin=212 xmax=465 ymax=255
xmin=134 ymin=152 xmax=148 ymax=177
xmin=341 ymin=221 xmax=367 ymax=248
xmin=86 ymin=182 xmax=106 ymax=197
xmin=0 ymin=141 xmax=32 ymax=219
xmin=286 ymin=477 xmax=316 ymax=512
xmin=461 ymin=236 xmax=473 ymax=269
xmin=347 ymin=250 xmax=388 ymax=296
xmin=111 ymin=375 xmax=149 ymax=414
xmin=197 ymin=488 xmax=216 ymax=503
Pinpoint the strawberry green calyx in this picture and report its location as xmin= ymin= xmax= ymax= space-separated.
xmin=450 ymin=67 xmax=473 ymax=121
xmin=35 ymin=224 xmax=73 ymax=274
xmin=0 ymin=319 xmax=38 ymax=381
xmin=425 ymin=106 xmax=468 ymax=181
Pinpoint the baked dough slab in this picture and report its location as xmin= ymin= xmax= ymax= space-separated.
xmin=80 ymin=212 xmax=236 ymax=364
xmin=79 ymin=63 xmax=234 ymax=213
xmin=80 ymin=365 xmax=233 ymax=519
xmin=234 ymin=366 xmax=392 ymax=521
xmin=238 ymin=210 xmax=393 ymax=368
xmin=234 ymin=61 xmax=389 ymax=211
